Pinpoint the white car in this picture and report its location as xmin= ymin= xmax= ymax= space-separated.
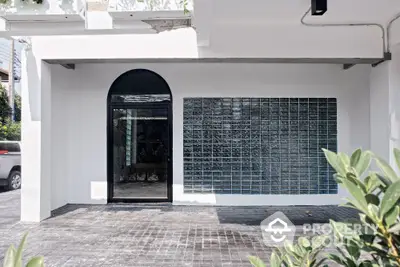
xmin=0 ymin=141 xmax=21 ymax=190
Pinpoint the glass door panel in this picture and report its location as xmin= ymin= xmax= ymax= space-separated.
xmin=111 ymin=106 xmax=169 ymax=200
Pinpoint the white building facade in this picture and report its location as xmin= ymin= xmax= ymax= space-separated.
xmin=3 ymin=0 xmax=400 ymax=222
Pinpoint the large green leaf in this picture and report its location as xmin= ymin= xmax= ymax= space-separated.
xmin=284 ymin=240 xmax=295 ymax=255
xmin=287 ymin=246 xmax=302 ymax=261
xmin=14 ymin=233 xmax=28 ymax=267
xmin=339 ymin=202 xmax=356 ymax=209
xmin=311 ymin=236 xmax=327 ymax=250
xmin=367 ymin=204 xmax=380 ymax=222
xmin=283 ymin=254 xmax=294 ymax=267
xmin=375 ymin=156 xmax=399 ymax=182
xmin=394 ymin=148 xmax=400 ymax=172
xmin=298 ymin=237 xmax=311 ymax=248
xmin=331 ymin=220 xmax=361 ymax=242
xmin=331 ymin=220 xmax=349 ymax=240
xmin=359 ymin=234 xmax=376 ymax=244
xmin=338 ymin=152 xmax=350 ymax=166
xmin=346 ymin=172 xmax=367 ymax=193
xmin=338 ymin=153 xmax=350 ymax=176
xmin=344 ymin=257 xmax=358 ymax=267
xmin=299 ymin=251 xmax=310 ymax=267
xmin=249 ymin=256 xmax=267 ymax=267
xmin=359 ymin=261 xmax=374 ymax=267
xmin=355 ymin=151 xmax=372 ymax=176
xmin=385 ymin=206 xmax=399 ymax=227
xmin=350 ymin=149 xmax=361 ymax=167
xmin=3 ymin=245 xmax=16 ymax=267
xmin=323 ymin=149 xmax=345 ymax=176
xmin=345 ymin=240 xmax=360 ymax=260
xmin=380 ymin=180 xmax=400 ymax=218
xmin=365 ymin=194 xmax=380 ymax=206
xmin=365 ymin=173 xmax=382 ymax=193
xmin=269 ymin=252 xmax=281 ymax=267
xmin=342 ymin=179 xmax=369 ymax=214
xmin=26 ymin=257 xmax=44 ymax=267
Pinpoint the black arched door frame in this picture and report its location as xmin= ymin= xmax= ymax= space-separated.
xmin=107 ymin=69 xmax=173 ymax=203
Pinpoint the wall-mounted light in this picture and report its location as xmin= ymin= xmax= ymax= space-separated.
xmin=311 ymin=0 xmax=327 ymax=16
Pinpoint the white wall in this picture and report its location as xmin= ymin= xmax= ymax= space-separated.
xmin=19 ymin=0 xmax=399 ymax=221
xmin=370 ymin=62 xmax=390 ymax=161
xmin=49 ymin=63 xmax=371 ymax=207
xmin=50 ymin=65 xmax=74 ymax=210
xmin=388 ymin=44 xmax=400 ymax=169
xmin=369 ymin=43 xmax=400 ymax=167
xmin=370 ymin=44 xmax=400 ymax=174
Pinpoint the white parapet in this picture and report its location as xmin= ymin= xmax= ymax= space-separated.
xmin=0 ymin=0 xmax=86 ymax=34
xmin=107 ymin=0 xmax=192 ymax=31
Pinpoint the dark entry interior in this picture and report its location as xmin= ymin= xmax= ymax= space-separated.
xmin=107 ymin=69 xmax=172 ymax=202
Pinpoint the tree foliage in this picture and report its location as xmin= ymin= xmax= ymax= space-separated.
xmin=0 ymin=84 xmax=20 ymax=141
xmin=0 ymin=85 xmax=11 ymax=124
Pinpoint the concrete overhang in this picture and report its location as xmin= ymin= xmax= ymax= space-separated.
xmin=45 ymin=56 xmax=390 ymax=66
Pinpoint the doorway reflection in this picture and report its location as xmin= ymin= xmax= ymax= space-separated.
xmin=112 ymin=106 xmax=169 ymax=199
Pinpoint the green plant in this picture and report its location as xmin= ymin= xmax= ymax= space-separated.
xmin=249 ymin=236 xmax=329 ymax=267
xmin=327 ymin=220 xmax=377 ymax=267
xmin=2 ymin=233 xmax=44 ymax=267
xmin=180 ymin=0 xmax=189 ymax=14
xmin=322 ymin=148 xmax=400 ymax=266
xmin=249 ymin=148 xmax=400 ymax=266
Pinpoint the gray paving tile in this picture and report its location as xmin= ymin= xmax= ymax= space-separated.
xmin=0 ymin=189 xmax=358 ymax=266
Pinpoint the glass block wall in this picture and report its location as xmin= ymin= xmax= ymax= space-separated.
xmin=183 ymin=98 xmax=338 ymax=195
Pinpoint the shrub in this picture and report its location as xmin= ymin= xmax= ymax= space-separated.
xmin=322 ymin=148 xmax=400 ymax=266
xmin=249 ymin=148 xmax=400 ymax=267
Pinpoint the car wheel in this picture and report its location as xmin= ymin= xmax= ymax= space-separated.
xmin=8 ymin=171 xmax=21 ymax=190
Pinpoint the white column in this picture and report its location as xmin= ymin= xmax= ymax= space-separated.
xmin=20 ymin=49 xmax=52 ymax=222
xmin=370 ymin=43 xmax=400 ymax=168
xmin=370 ymin=61 xmax=390 ymax=161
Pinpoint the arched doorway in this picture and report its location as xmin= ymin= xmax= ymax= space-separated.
xmin=107 ymin=69 xmax=172 ymax=203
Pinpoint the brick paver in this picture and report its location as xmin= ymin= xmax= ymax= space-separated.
xmin=0 ymin=190 xmax=358 ymax=266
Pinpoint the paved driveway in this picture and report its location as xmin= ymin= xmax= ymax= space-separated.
xmin=0 ymin=190 xmax=358 ymax=266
